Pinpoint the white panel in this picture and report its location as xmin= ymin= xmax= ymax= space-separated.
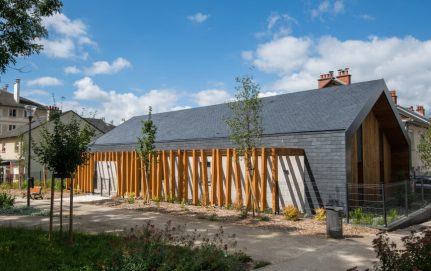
xmin=277 ymin=155 xmax=306 ymax=212
xmin=95 ymin=161 xmax=117 ymax=196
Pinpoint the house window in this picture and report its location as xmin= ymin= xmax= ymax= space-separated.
xmin=8 ymin=125 xmax=16 ymax=131
xmin=24 ymin=110 xmax=28 ymax=118
xmin=1 ymin=144 xmax=5 ymax=153
xmin=14 ymin=142 xmax=19 ymax=153
xmin=9 ymin=109 xmax=16 ymax=117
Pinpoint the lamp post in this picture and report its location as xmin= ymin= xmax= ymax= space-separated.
xmin=24 ymin=105 xmax=37 ymax=207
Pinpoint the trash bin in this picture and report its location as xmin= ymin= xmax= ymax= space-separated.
xmin=326 ymin=206 xmax=343 ymax=239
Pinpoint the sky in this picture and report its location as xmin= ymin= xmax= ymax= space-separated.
xmin=2 ymin=0 xmax=431 ymax=124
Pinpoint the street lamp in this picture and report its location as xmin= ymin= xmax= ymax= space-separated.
xmin=24 ymin=105 xmax=37 ymax=207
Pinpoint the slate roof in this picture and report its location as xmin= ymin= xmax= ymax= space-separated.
xmin=0 ymin=90 xmax=45 ymax=108
xmin=85 ymin=118 xmax=116 ymax=133
xmin=91 ymin=79 xmax=389 ymax=151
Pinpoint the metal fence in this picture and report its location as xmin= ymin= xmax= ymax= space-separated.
xmin=347 ymin=177 xmax=431 ymax=227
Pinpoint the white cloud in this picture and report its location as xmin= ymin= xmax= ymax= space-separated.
xmin=193 ymin=89 xmax=231 ymax=106
xmin=41 ymin=13 xmax=95 ymax=59
xmin=359 ymin=14 xmax=375 ymax=21
xmin=21 ymin=89 xmax=50 ymax=97
xmin=244 ymin=34 xmax=431 ymax=114
xmin=171 ymin=106 xmax=191 ymax=111
xmin=255 ymin=13 xmax=297 ymax=39
xmin=64 ymin=66 xmax=81 ymax=74
xmin=27 ymin=76 xmax=63 ymax=87
xmin=241 ymin=50 xmax=254 ymax=61
xmin=73 ymin=77 xmax=178 ymax=123
xmin=311 ymin=0 xmax=344 ymax=18
xmin=85 ymin=57 xmax=132 ymax=75
xmin=187 ymin=12 xmax=210 ymax=23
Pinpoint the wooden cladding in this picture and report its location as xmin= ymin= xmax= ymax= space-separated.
xmin=74 ymin=148 xmax=304 ymax=211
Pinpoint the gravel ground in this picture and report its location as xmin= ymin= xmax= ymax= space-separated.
xmin=98 ymin=197 xmax=379 ymax=237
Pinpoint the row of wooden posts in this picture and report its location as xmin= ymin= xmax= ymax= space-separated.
xmin=74 ymin=148 xmax=304 ymax=212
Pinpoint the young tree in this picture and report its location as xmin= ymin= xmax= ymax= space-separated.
xmin=226 ymin=75 xmax=263 ymax=217
xmin=137 ymin=107 xmax=157 ymax=203
xmin=33 ymin=113 xmax=94 ymax=242
xmin=0 ymin=0 xmax=62 ymax=74
xmin=418 ymin=125 xmax=431 ymax=171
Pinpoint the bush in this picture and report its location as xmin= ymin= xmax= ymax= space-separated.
xmin=0 ymin=192 xmax=15 ymax=208
xmin=372 ymin=229 xmax=431 ymax=271
xmin=283 ymin=205 xmax=300 ymax=221
xmin=127 ymin=192 xmax=135 ymax=204
xmin=314 ymin=207 xmax=326 ymax=221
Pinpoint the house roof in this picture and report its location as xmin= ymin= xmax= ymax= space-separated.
xmin=85 ymin=118 xmax=116 ymax=133
xmin=397 ymin=105 xmax=430 ymax=127
xmin=0 ymin=90 xmax=45 ymax=108
xmin=91 ymin=79 xmax=393 ymax=151
xmin=0 ymin=111 xmax=107 ymax=139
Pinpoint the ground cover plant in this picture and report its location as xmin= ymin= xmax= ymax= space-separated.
xmin=0 ymin=221 xmax=255 ymax=271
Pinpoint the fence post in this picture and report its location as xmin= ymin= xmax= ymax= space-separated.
xmin=346 ymin=182 xmax=349 ymax=224
xmin=421 ymin=178 xmax=425 ymax=206
xmin=382 ymin=183 xmax=387 ymax=227
xmin=405 ymin=180 xmax=409 ymax=216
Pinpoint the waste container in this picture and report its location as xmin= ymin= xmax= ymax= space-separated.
xmin=326 ymin=206 xmax=343 ymax=238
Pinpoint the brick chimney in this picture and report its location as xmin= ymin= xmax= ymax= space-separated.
xmin=408 ymin=106 xmax=414 ymax=112
xmin=416 ymin=105 xmax=425 ymax=116
xmin=13 ymin=79 xmax=20 ymax=103
xmin=336 ymin=68 xmax=351 ymax=85
xmin=389 ymin=90 xmax=397 ymax=104
xmin=318 ymin=71 xmax=334 ymax=88
xmin=46 ymin=105 xmax=60 ymax=120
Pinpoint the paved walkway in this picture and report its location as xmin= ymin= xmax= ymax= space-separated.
xmin=1 ymin=196 xmax=379 ymax=271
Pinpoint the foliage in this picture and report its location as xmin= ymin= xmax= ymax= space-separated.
xmin=137 ymin=106 xmax=157 ymax=202
xmin=0 ymin=222 xmax=255 ymax=271
xmin=418 ymin=125 xmax=431 ymax=169
xmin=0 ymin=0 xmax=63 ymax=73
xmin=283 ymin=205 xmax=300 ymax=221
xmin=0 ymin=192 xmax=15 ymax=208
xmin=387 ymin=209 xmax=398 ymax=224
xmin=0 ymin=206 xmax=48 ymax=216
xmin=372 ymin=229 xmax=431 ymax=271
xmin=32 ymin=114 xmax=95 ymax=179
xmin=127 ymin=192 xmax=135 ymax=204
xmin=226 ymin=75 xmax=263 ymax=215
xmin=259 ymin=215 xmax=270 ymax=221
xmin=314 ymin=207 xmax=326 ymax=221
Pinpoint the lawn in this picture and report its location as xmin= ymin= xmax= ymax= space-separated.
xmin=0 ymin=224 xmax=253 ymax=271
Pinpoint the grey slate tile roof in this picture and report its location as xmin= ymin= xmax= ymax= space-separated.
xmin=0 ymin=91 xmax=45 ymax=108
xmin=85 ymin=118 xmax=116 ymax=133
xmin=91 ymin=79 xmax=388 ymax=150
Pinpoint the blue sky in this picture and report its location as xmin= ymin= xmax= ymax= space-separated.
xmin=2 ymin=0 xmax=431 ymax=123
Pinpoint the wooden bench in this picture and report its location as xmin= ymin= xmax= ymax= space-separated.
xmin=22 ymin=186 xmax=43 ymax=200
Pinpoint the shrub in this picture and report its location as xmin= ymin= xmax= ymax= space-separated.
xmin=0 ymin=192 xmax=15 ymax=208
xmin=127 ymin=192 xmax=135 ymax=204
xmin=259 ymin=215 xmax=270 ymax=221
xmin=314 ymin=207 xmax=326 ymax=221
xmin=372 ymin=229 xmax=431 ymax=271
xmin=387 ymin=209 xmax=398 ymax=224
xmin=283 ymin=205 xmax=300 ymax=221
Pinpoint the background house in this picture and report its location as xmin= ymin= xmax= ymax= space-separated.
xmin=0 ymin=110 xmax=112 ymax=184
xmin=389 ymin=90 xmax=430 ymax=175
xmin=88 ymin=73 xmax=409 ymax=214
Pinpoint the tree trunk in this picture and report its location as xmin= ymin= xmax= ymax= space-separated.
xmin=49 ymin=175 xmax=55 ymax=241
xmin=69 ymin=176 xmax=74 ymax=243
xmin=59 ymin=178 xmax=63 ymax=233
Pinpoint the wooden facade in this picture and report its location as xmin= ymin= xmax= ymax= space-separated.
xmin=74 ymin=148 xmax=305 ymax=212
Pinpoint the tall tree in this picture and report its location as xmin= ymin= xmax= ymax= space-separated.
xmin=418 ymin=125 xmax=431 ymax=171
xmin=33 ymin=113 xmax=94 ymax=242
xmin=137 ymin=106 xmax=157 ymax=203
xmin=226 ymin=75 xmax=263 ymax=216
xmin=0 ymin=0 xmax=62 ymax=73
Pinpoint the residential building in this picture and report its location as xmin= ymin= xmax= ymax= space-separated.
xmin=389 ymin=90 xmax=431 ymax=175
xmin=0 ymin=79 xmax=47 ymax=135
xmin=0 ymin=110 xmax=110 ymax=183
xmin=86 ymin=73 xmax=409 ymax=214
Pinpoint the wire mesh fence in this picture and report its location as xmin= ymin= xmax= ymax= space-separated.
xmin=347 ymin=177 xmax=431 ymax=227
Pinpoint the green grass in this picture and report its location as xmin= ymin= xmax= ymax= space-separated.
xmin=0 ymin=224 xmax=253 ymax=271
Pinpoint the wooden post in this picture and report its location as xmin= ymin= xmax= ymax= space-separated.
xmin=169 ymin=150 xmax=175 ymax=199
xmin=134 ymin=151 xmax=138 ymax=195
xmin=183 ymin=150 xmax=189 ymax=202
xmin=226 ymin=148 xmax=232 ymax=207
xmin=271 ymin=148 xmax=278 ymax=214
xmin=115 ymin=152 xmax=120 ymax=197
xmin=211 ymin=149 xmax=217 ymax=206
xmin=217 ymin=149 xmax=223 ymax=207
xmin=151 ymin=154 xmax=156 ymax=199
xmin=201 ymin=149 xmax=209 ymax=206
xmin=163 ymin=150 xmax=169 ymax=200
xmin=260 ymin=147 xmax=267 ymax=211
xmin=245 ymin=152 xmax=251 ymax=209
xmin=192 ymin=150 xmax=198 ymax=205
xmin=252 ymin=148 xmax=258 ymax=211
xmin=157 ymin=152 xmax=162 ymax=199
xmin=177 ymin=150 xmax=183 ymax=200
xmin=233 ymin=150 xmax=242 ymax=208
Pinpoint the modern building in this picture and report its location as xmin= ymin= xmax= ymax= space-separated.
xmin=87 ymin=72 xmax=409 ymax=213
